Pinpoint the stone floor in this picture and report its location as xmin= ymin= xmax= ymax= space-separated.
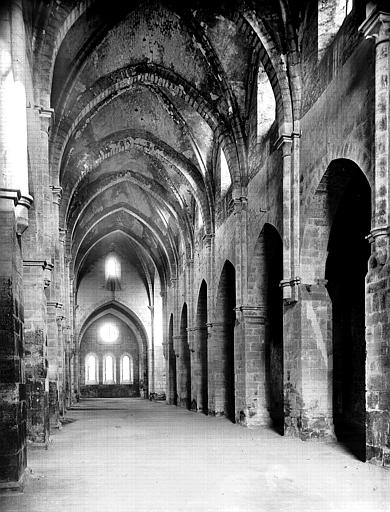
xmin=1 ymin=398 xmax=389 ymax=512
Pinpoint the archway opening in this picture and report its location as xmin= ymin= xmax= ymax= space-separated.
xmin=79 ymin=313 xmax=141 ymax=398
xmin=215 ymin=261 xmax=236 ymax=422
xmin=325 ymin=163 xmax=370 ymax=460
xmin=168 ymin=314 xmax=177 ymax=405
xmin=180 ymin=304 xmax=191 ymax=410
xmin=196 ymin=280 xmax=208 ymax=414
xmin=263 ymin=225 xmax=284 ymax=433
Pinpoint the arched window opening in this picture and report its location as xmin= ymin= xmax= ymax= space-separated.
xmin=220 ymin=148 xmax=232 ymax=197
xmin=196 ymin=204 xmax=203 ymax=229
xmin=85 ymin=353 xmax=98 ymax=384
xmin=104 ymin=354 xmax=116 ymax=384
xmin=318 ymin=0 xmax=353 ymax=59
xmin=121 ymin=354 xmax=133 ymax=384
xmin=257 ymin=64 xmax=276 ymax=141
xmin=105 ymin=252 xmax=121 ymax=291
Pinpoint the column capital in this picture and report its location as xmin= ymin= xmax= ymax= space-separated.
xmin=366 ymin=225 xmax=390 ymax=243
xmin=23 ymin=259 xmax=54 ymax=287
xmin=232 ymin=196 xmax=248 ymax=214
xmin=235 ymin=304 xmax=267 ymax=315
xmin=359 ymin=10 xmax=390 ymax=42
xmin=202 ymin=232 xmax=214 ymax=247
xmin=0 ymin=188 xmax=20 ymax=205
xmin=275 ymin=134 xmax=293 ymax=155
xmin=187 ymin=326 xmax=207 ymax=332
xmin=206 ymin=321 xmax=225 ymax=328
xmin=59 ymin=228 xmax=66 ymax=244
xmin=172 ymin=334 xmax=186 ymax=341
xmin=36 ymin=105 xmax=54 ymax=133
xmin=280 ymin=276 xmax=301 ymax=303
xmin=47 ymin=301 xmax=63 ymax=310
xmin=234 ymin=305 xmax=268 ymax=324
xmin=169 ymin=277 xmax=178 ymax=288
xmin=14 ymin=193 xmax=33 ymax=235
xmin=50 ymin=185 xmax=62 ymax=206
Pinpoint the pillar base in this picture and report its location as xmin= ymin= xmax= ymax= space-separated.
xmin=366 ymin=410 xmax=390 ymax=467
xmin=0 ymin=468 xmax=29 ymax=495
xmin=284 ymin=410 xmax=335 ymax=441
xmin=237 ymin=406 xmax=271 ymax=428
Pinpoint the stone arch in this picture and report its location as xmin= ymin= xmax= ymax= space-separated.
xmin=301 ymin=158 xmax=371 ymax=282
xmin=195 ymin=280 xmax=208 ymax=414
xmin=52 ymin=65 xmax=220 ymax=175
xmin=210 ymin=261 xmax=236 ymax=421
xmin=302 ymin=144 xmax=372 ymax=226
xmin=238 ymin=12 xmax=294 ymax=132
xmin=72 ymin=207 xmax=177 ymax=281
xmin=77 ymin=300 xmax=149 ymax=395
xmin=63 ymin=133 xmax=211 ymax=236
xmin=246 ymin=224 xmax=283 ymax=431
xmin=177 ymin=303 xmax=191 ymax=410
xmin=300 ymin=159 xmax=371 ymax=458
xmin=168 ymin=314 xmax=177 ymax=405
xmin=73 ymin=228 xmax=171 ymax=290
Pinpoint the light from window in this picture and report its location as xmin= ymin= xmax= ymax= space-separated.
xmin=105 ymin=254 xmax=121 ymax=280
xmin=85 ymin=354 xmax=98 ymax=384
xmin=121 ymin=354 xmax=133 ymax=384
xmin=257 ymin=64 xmax=276 ymax=141
xmin=104 ymin=354 xmax=115 ymax=384
xmin=100 ymin=322 xmax=119 ymax=343
xmin=220 ymin=148 xmax=231 ymax=196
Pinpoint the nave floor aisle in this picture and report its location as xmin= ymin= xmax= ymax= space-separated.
xmin=1 ymin=398 xmax=389 ymax=512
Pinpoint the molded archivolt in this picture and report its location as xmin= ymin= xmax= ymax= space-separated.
xmin=78 ymin=300 xmax=149 ymax=354
xmin=77 ymin=300 xmax=149 ymax=394
xmin=300 ymin=159 xmax=371 ymax=283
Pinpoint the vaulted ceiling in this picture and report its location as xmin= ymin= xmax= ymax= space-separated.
xmin=29 ymin=0 xmax=300 ymax=297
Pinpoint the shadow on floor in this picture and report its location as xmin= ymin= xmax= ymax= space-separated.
xmin=335 ymin=424 xmax=366 ymax=462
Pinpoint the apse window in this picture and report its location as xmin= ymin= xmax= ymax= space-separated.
xmin=104 ymin=354 xmax=116 ymax=384
xmin=100 ymin=322 xmax=119 ymax=343
xmin=120 ymin=354 xmax=133 ymax=384
xmin=85 ymin=353 xmax=98 ymax=384
xmin=318 ymin=0 xmax=353 ymax=59
xmin=105 ymin=252 xmax=121 ymax=290
xmin=220 ymin=148 xmax=232 ymax=197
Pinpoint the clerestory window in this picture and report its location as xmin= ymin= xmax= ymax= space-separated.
xmin=105 ymin=252 xmax=121 ymax=291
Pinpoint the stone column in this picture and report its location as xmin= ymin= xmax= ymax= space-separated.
xmin=0 ymin=0 xmax=32 ymax=491
xmin=173 ymin=334 xmax=188 ymax=408
xmin=189 ymin=325 xmax=208 ymax=413
xmin=276 ymin=133 xmax=301 ymax=303
xmin=206 ymin=322 xmax=216 ymax=414
xmin=0 ymin=0 xmax=33 ymax=235
xmin=148 ymin=305 xmax=155 ymax=395
xmin=232 ymin=196 xmax=247 ymax=421
xmin=186 ymin=326 xmax=196 ymax=410
xmin=235 ymin=305 xmax=270 ymax=427
xmin=360 ymin=8 xmax=390 ymax=466
xmin=0 ymin=195 xmax=27 ymax=491
xmin=46 ymin=301 xmax=63 ymax=428
xmin=206 ymin=321 xmax=229 ymax=416
xmin=23 ymin=260 xmax=53 ymax=447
